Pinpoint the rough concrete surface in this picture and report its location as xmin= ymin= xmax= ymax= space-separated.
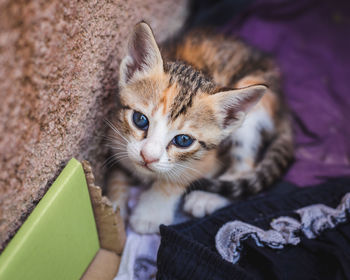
xmin=0 ymin=0 xmax=187 ymax=251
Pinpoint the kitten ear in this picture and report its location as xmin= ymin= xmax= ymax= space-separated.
xmin=119 ymin=22 xmax=163 ymax=86
xmin=210 ymin=85 xmax=267 ymax=128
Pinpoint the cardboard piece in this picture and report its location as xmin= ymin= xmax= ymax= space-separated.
xmin=81 ymin=249 xmax=121 ymax=280
xmin=82 ymin=160 xmax=126 ymax=255
xmin=81 ymin=160 xmax=126 ymax=279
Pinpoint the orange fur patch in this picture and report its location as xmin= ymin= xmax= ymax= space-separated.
xmin=260 ymin=91 xmax=277 ymax=117
xmin=160 ymin=83 xmax=178 ymax=115
xmin=234 ymin=76 xmax=277 ymax=117
xmin=234 ymin=76 xmax=265 ymax=88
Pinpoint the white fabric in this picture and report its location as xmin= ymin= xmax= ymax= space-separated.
xmin=114 ymin=229 xmax=159 ymax=280
xmin=114 ymin=186 xmax=189 ymax=280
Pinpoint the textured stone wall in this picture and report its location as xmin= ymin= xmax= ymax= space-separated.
xmin=0 ymin=0 xmax=187 ymax=251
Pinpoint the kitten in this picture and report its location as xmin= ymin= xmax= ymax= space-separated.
xmin=107 ymin=22 xmax=293 ymax=234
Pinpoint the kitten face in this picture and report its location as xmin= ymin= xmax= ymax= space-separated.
xmin=117 ymin=69 xmax=222 ymax=182
xmin=113 ymin=22 xmax=267 ymax=184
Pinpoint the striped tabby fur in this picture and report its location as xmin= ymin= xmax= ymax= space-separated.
xmin=163 ymin=30 xmax=293 ymax=198
xmin=108 ymin=22 xmax=294 ymax=233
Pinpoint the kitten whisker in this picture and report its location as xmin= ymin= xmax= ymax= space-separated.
xmin=104 ymin=119 xmax=130 ymax=144
xmin=104 ymin=155 xmax=130 ymax=169
xmin=174 ymin=162 xmax=204 ymax=178
xmin=103 ymin=152 xmax=129 ymax=168
xmin=169 ymin=166 xmax=188 ymax=187
xmin=101 ymin=133 xmax=129 ymax=151
xmin=105 ymin=144 xmax=127 ymax=151
xmin=100 ymin=131 xmax=127 ymax=143
xmin=105 ymin=138 xmax=128 ymax=147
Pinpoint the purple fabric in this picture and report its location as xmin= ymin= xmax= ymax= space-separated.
xmin=224 ymin=0 xmax=350 ymax=186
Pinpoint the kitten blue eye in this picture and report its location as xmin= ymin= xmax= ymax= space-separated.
xmin=133 ymin=111 xmax=149 ymax=130
xmin=172 ymin=134 xmax=194 ymax=148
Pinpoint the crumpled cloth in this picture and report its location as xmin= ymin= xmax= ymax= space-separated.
xmin=216 ymin=192 xmax=350 ymax=264
xmin=224 ymin=0 xmax=350 ymax=186
xmin=114 ymin=229 xmax=159 ymax=280
xmin=157 ymin=179 xmax=350 ymax=280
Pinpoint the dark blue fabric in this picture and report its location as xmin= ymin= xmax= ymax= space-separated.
xmin=157 ymin=179 xmax=350 ymax=279
xmin=185 ymin=0 xmax=255 ymax=28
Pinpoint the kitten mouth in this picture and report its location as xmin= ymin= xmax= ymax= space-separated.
xmin=137 ymin=162 xmax=154 ymax=172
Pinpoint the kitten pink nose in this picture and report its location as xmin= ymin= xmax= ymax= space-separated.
xmin=140 ymin=150 xmax=159 ymax=165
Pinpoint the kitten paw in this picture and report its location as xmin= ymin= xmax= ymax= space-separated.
xmin=130 ymin=206 xmax=173 ymax=234
xmin=184 ymin=190 xmax=230 ymax=218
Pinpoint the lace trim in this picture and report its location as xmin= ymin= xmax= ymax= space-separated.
xmin=216 ymin=192 xmax=350 ymax=264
